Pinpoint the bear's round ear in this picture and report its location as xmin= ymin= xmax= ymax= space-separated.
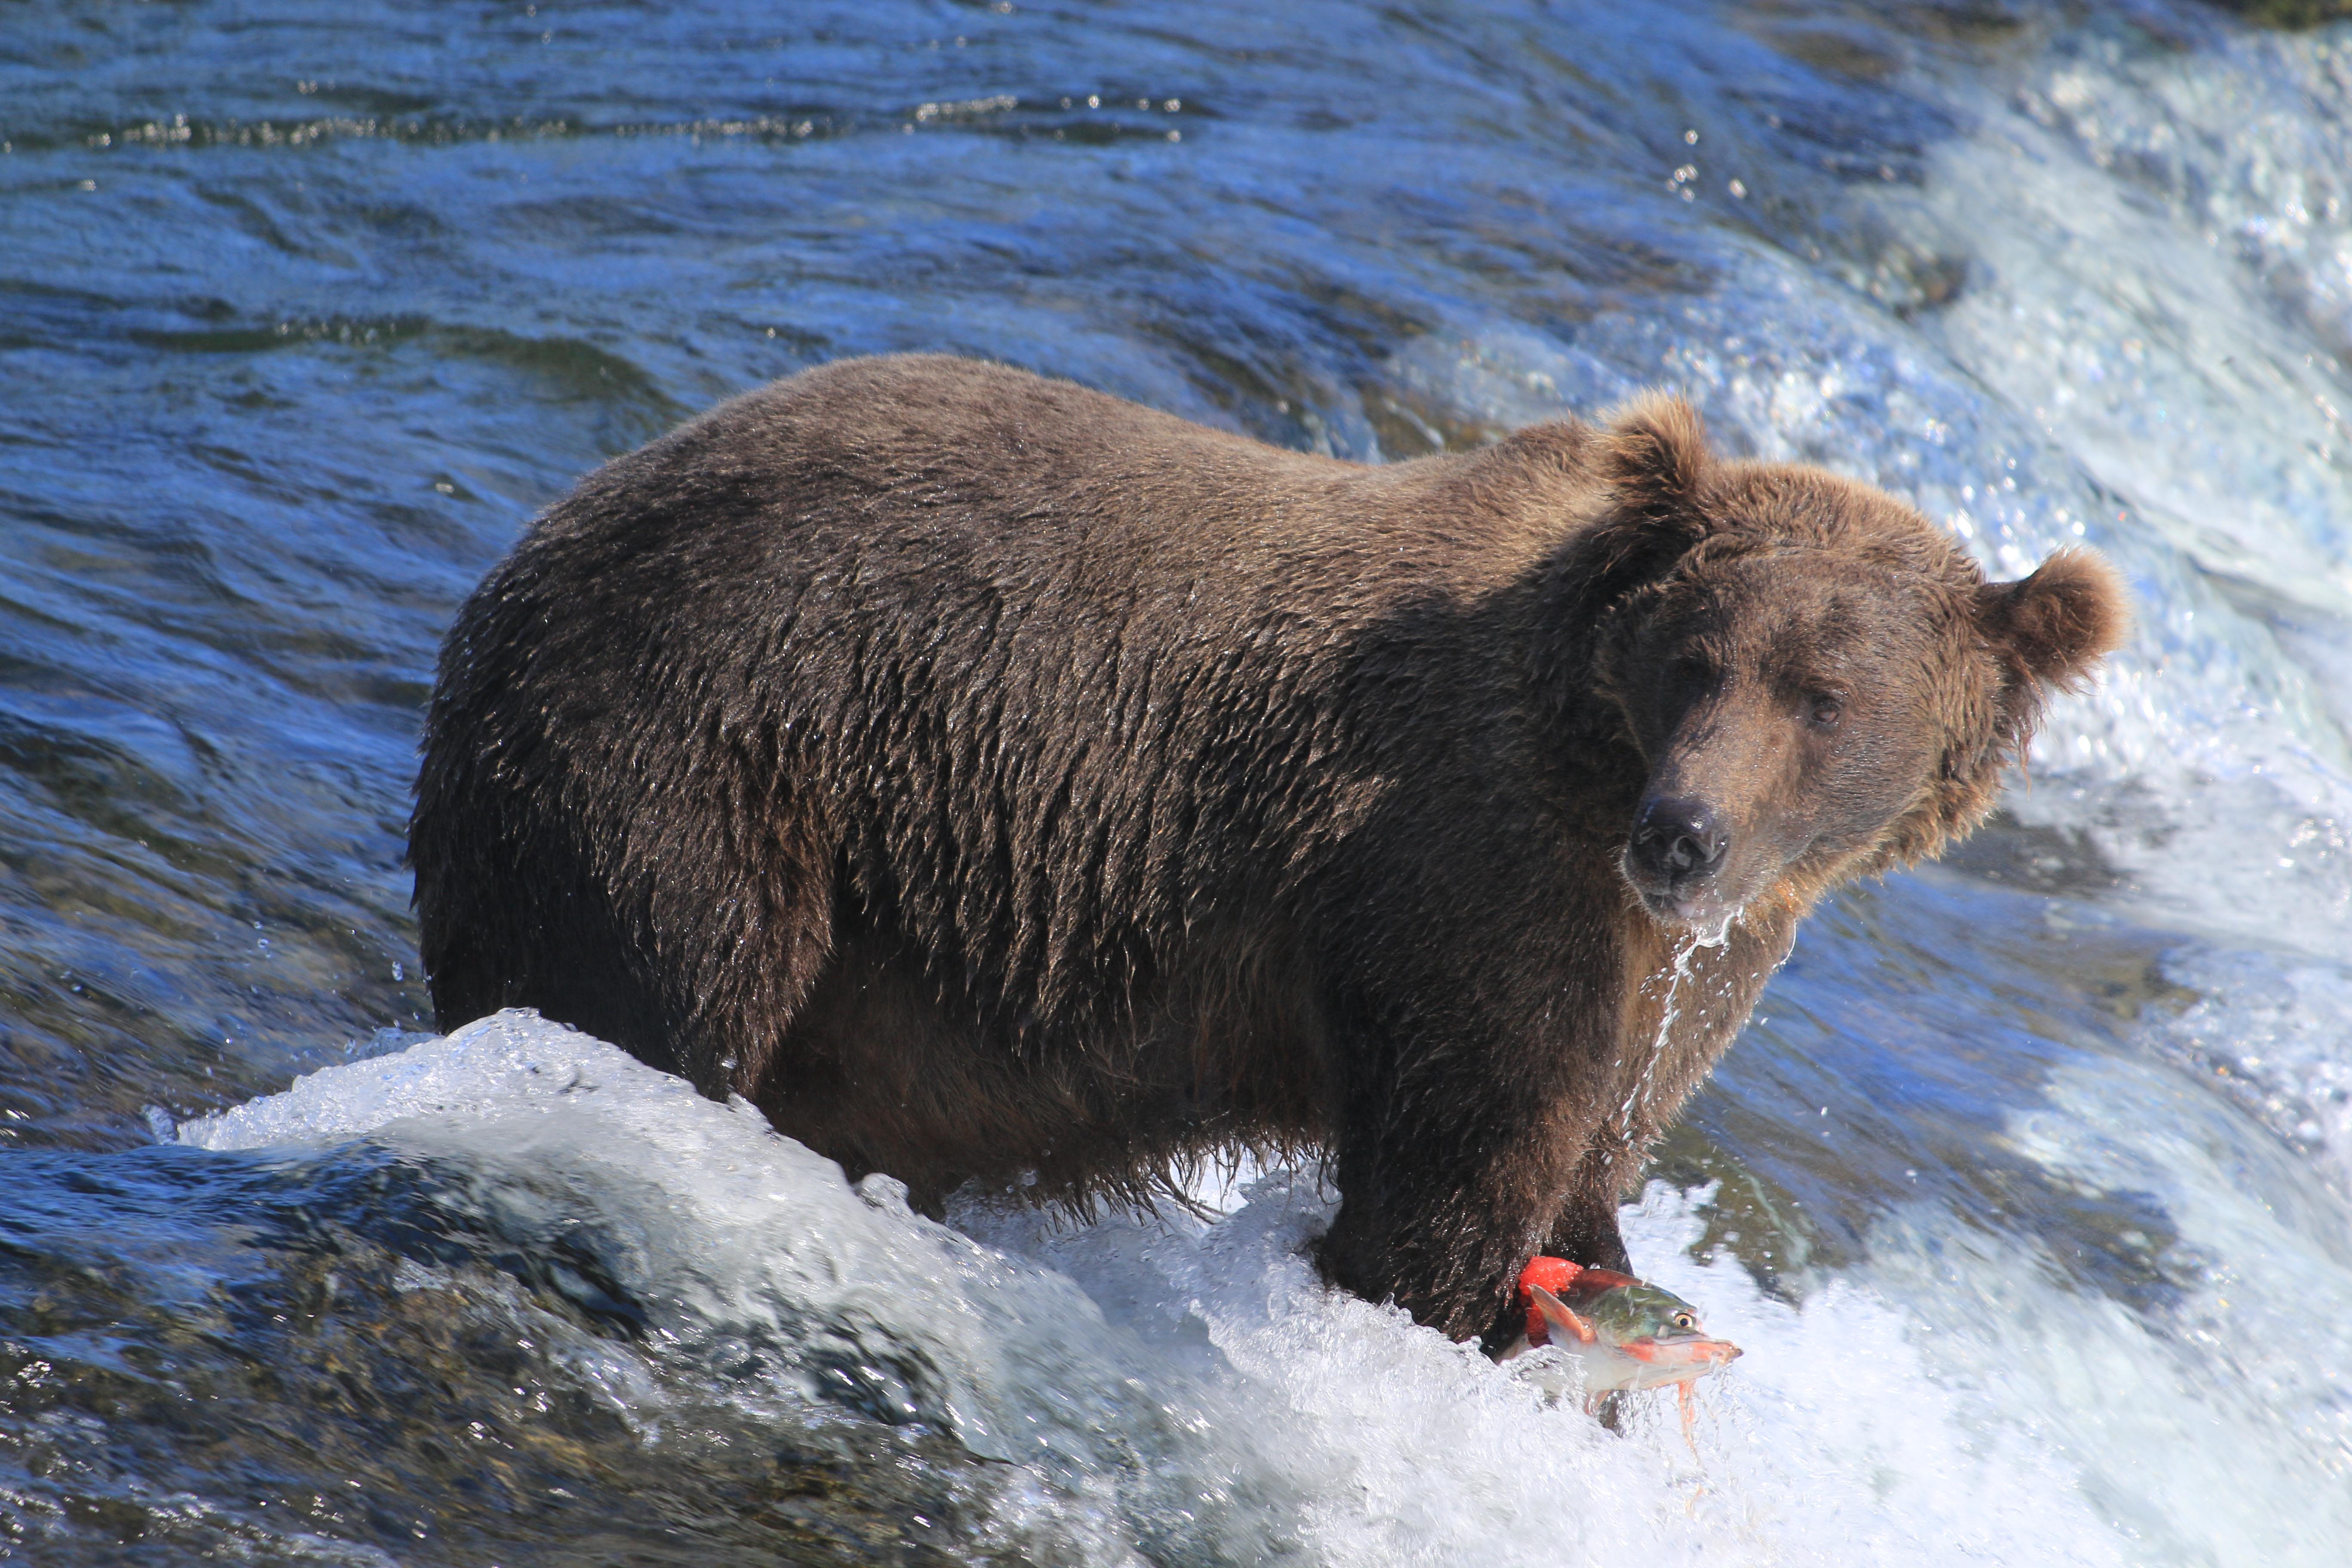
xmin=1600 ymin=392 xmax=1711 ymax=521
xmin=1976 ymin=547 xmax=2130 ymax=689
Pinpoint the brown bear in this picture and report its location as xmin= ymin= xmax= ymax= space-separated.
xmin=410 ymin=354 xmax=2125 ymax=1347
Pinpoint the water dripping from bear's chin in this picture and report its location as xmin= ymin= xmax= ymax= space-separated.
xmin=1623 ymin=928 xmax=1726 ymax=1131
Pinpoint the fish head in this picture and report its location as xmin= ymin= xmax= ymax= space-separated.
xmin=1584 ymin=1280 xmax=1743 ymax=1389
xmin=1571 ymin=1276 xmax=1705 ymax=1340
xmin=1526 ymin=1271 xmax=1742 ymax=1392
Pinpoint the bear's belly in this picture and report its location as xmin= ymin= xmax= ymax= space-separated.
xmin=753 ymin=934 xmax=1334 ymax=1216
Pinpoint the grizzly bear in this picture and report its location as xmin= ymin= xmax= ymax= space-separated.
xmin=410 ymin=354 xmax=2125 ymax=1346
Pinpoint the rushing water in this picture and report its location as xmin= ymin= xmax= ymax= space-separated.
xmin=5 ymin=1 xmax=2352 ymax=1561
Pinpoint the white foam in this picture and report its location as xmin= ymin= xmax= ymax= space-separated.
xmin=192 ymin=1012 xmax=2168 ymax=1565
xmin=2145 ymin=943 xmax=2352 ymax=1190
xmin=1878 ymin=1047 xmax=2352 ymax=1562
xmin=185 ymin=1012 xmax=1277 ymax=1566
xmin=1900 ymin=29 xmax=2352 ymax=959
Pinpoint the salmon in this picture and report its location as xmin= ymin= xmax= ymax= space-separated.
xmin=1502 ymin=1256 xmax=1740 ymax=1430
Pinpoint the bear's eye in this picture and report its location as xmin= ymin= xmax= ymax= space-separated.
xmin=1807 ymin=694 xmax=1844 ymax=730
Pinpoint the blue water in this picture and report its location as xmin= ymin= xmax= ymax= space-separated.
xmin=6 ymin=2 xmax=2352 ymax=1561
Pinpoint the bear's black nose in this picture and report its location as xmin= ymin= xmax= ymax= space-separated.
xmin=1630 ymin=797 xmax=1728 ymax=885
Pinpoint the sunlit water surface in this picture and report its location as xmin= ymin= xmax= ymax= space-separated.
xmin=4 ymin=2 xmax=2351 ymax=1562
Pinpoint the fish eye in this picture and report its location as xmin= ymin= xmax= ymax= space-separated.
xmin=1672 ymin=1311 xmax=1697 ymax=1331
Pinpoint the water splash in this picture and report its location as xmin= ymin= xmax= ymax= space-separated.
xmin=187 ymin=1013 xmax=2160 ymax=1565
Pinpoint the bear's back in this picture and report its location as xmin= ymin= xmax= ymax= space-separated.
xmin=410 ymin=356 xmax=1601 ymax=1092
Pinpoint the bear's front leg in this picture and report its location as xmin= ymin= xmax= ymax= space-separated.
xmin=1537 ymin=1141 xmax=1636 ymax=1276
xmin=1313 ymin=1012 xmax=1613 ymax=1348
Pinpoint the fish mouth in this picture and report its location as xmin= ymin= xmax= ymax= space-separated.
xmin=1603 ymin=1336 xmax=1743 ymax=1391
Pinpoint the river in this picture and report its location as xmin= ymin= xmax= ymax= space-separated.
xmin=3 ymin=1 xmax=2349 ymax=1562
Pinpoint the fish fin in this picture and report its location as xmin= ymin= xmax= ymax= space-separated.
xmin=1517 ymin=1256 xmax=1582 ymax=1345
xmin=1530 ymin=1284 xmax=1598 ymax=1345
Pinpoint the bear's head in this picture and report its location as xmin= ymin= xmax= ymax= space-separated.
xmin=1568 ymin=394 xmax=2128 ymax=936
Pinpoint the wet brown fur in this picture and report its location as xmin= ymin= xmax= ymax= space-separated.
xmin=410 ymin=356 xmax=2128 ymax=1346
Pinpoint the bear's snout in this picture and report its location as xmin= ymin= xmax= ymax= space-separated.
xmin=1626 ymin=795 xmax=1729 ymax=894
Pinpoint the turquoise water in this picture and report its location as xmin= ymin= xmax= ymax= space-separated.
xmin=5 ymin=3 xmax=2352 ymax=1561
